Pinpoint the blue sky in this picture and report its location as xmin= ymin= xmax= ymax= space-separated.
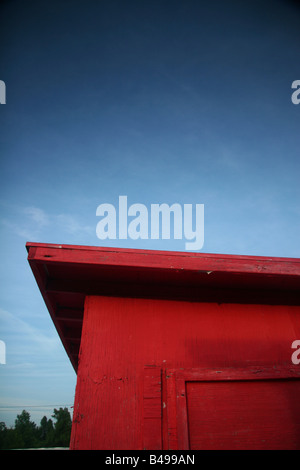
xmin=0 ymin=0 xmax=300 ymax=426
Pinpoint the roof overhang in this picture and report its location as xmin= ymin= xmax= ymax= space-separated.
xmin=26 ymin=242 xmax=300 ymax=372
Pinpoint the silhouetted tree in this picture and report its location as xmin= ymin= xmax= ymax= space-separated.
xmin=52 ymin=407 xmax=72 ymax=447
xmin=14 ymin=410 xmax=38 ymax=448
xmin=0 ymin=407 xmax=72 ymax=449
xmin=38 ymin=415 xmax=54 ymax=446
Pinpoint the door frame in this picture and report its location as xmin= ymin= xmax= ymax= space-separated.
xmin=165 ymin=365 xmax=300 ymax=450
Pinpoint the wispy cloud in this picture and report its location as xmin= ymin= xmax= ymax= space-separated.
xmin=0 ymin=307 xmax=59 ymax=356
xmin=0 ymin=218 xmax=39 ymax=241
xmin=0 ymin=205 xmax=94 ymax=242
xmin=23 ymin=207 xmax=50 ymax=227
xmin=55 ymin=213 xmax=94 ymax=236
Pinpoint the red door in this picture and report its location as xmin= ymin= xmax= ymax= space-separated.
xmin=166 ymin=368 xmax=300 ymax=450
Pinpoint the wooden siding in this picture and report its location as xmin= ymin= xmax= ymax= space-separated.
xmin=70 ymin=296 xmax=300 ymax=450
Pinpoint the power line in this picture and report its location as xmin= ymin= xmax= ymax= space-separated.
xmin=0 ymin=404 xmax=73 ymax=410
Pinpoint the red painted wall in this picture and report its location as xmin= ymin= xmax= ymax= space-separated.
xmin=186 ymin=378 xmax=300 ymax=449
xmin=70 ymin=295 xmax=300 ymax=450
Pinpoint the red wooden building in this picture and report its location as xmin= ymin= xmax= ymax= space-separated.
xmin=26 ymin=242 xmax=300 ymax=450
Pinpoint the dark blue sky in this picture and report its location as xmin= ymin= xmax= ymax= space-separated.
xmin=0 ymin=0 xmax=300 ymax=425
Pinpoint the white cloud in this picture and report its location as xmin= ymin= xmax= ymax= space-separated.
xmin=23 ymin=207 xmax=50 ymax=227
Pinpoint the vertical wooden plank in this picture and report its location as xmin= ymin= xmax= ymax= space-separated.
xmin=176 ymin=377 xmax=190 ymax=450
xmin=165 ymin=370 xmax=178 ymax=450
xmin=143 ymin=367 xmax=162 ymax=450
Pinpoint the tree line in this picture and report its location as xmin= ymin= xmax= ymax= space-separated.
xmin=0 ymin=407 xmax=72 ymax=449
